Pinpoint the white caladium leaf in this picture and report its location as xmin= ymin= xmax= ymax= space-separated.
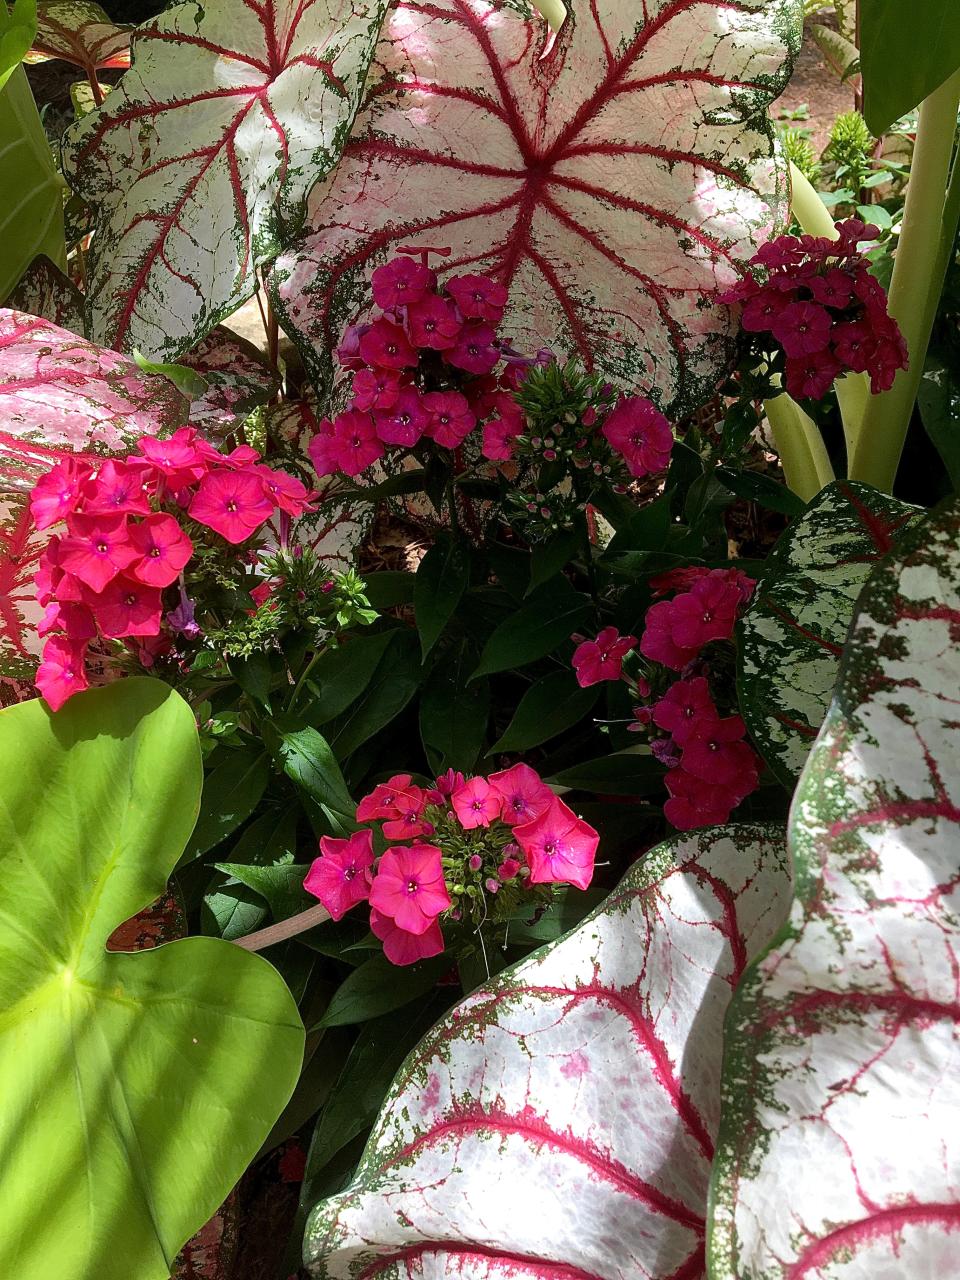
xmin=25 ymin=1 xmax=131 ymax=76
xmin=738 ymin=480 xmax=918 ymax=784
xmin=0 ymin=309 xmax=186 ymax=675
xmin=7 ymin=255 xmax=86 ymax=334
xmin=180 ymin=325 xmax=279 ymax=429
xmin=270 ymin=0 xmax=801 ymax=414
xmin=711 ymin=496 xmax=960 ymax=1278
xmin=304 ymin=825 xmax=791 ymax=1279
xmin=61 ymin=0 xmax=392 ymax=361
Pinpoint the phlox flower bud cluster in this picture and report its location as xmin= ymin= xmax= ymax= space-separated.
xmin=720 ymin=218 xmax=908 ymax=400
xmin=303 ymin=763 xmax=599 ymax=966
xmin=29 ymin=427 xmax=313 ymax=711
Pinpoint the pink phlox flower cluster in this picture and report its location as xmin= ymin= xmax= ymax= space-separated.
xmin=720 ymin=219 xmax=908 ymax=398
xmin=309 ymin=256 xmax=526 ymax=478
xmin=640 ymin=567 xmax=754 ymax=671
xmin=303 ymin=762 xmax=598 ymax=965
xmin=29 ymin=427 xmax=313 ymax=711
xmin=600 ymin=397 xmax=673 ymax=478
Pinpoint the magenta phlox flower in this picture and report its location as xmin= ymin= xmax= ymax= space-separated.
xmin=30 ymin=457 xmax=94 ymax=530
xmin=488 ymin=763 xmax=554 ymax=826
xmin=128 ymin=512 xmax=193 ymax=587
xmin=514 ymin=797 xmax=598 ymax=891
xmin=451 ymin=776 xmax=501 ymax=829
xmin=369 ymin=843 xmax=451 ymax=934
xmin=371 ymin=256 xmax=436 ymax=309
xmin=601 ymin=396 xmax=673 ymax=478
xmin=59 ymin=513 xmax=138 ymax=592
xmin=304 ymin=829 xmax=375 ymax=920
xmin=369 ymin=907 xmax=445 ymax=966
xmin=445 ymin=273 xmax=508 ymax=323
xmin=571 ymin=626 xmax=636 ymax=687
xmin=36 ymin=636 xmax=90 ymax=711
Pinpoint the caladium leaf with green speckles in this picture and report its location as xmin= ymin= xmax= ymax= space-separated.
xmin=7 ymin=254 xmax=86 ymax=333
xmin=737 ymin=480 xmax=919 ymax=784
xmin=61 ymin=0 xmax=392 ymax=361
xmin=179 ymin=325 xmax=279 ymax=429
xmin=24 ymin=0 xmax=131 ymax=79
xmin=303 ymin=825 xmax=791 ymax=1280
xmin=268 ymin=0 xmax=801 ymax=413
xmin=711 ymin=494 xmax=960 ymax=1279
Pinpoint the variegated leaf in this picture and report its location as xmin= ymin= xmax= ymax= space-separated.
xmin=25 ymin=0 xmax=131 ymax=76
xmin=0 ymin=309 xmax=187 ymax=675
xmin=7 ymin=254 xmax=86 ymax=333
xmin=61 ymin=0 xmax=392 ymax=361
xmin=304 ymin=825 xmax=791 ymax=1280
xmin=711 ymin=499 xmax=960 ymax=1276
xmin=269 ymin=0 xmax=801 ymax=415
xmin=737 ymin=480 xmax=919 ymax=784
xmin=180 ymin=325 xmax=279 ymax=429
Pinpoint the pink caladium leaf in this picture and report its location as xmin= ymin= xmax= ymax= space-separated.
xmin=7 ymin=254 xmax=87 ymax=335
xmin=269 ymin=0 xmax=801 ymax=415
xmin=179 ymin=325 xmax=280 ymax=429
xmin=24 ymin=1 xmax=132 ymax=75
xmin=0 ymin=308 xmax=186 ymax=675
xmin=738 ymin=480 xmax=919 ymax=783
xmin=303 ymin=825 xmax=791 ymax=1280
xmin=712 ymin=495 xmax=960 ymax=1277
xmin=61 ymin=0 xmax=393 ymax=362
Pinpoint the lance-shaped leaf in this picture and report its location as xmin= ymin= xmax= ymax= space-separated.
xmin=738 ymin=480 xmax=918 ymax=784
xmin=711 ymin=496 xmax=960 ymax=1278
xmin=269 ymin=0 xmax=801 ymax=414
xmin=179 ymin=324 xmax=280 ymax=429
xmin=0 ymin=309 xmax=186 ymax=674
xmin=303 ymin=824 xmax=791 ymax=1279
xmin=24 ymin=0 xmax=131 ymax=79
xmin=0 ymin=678 xmax=305 ymax=1280
xmin=61 ymin=0 xmax=392 ymax=361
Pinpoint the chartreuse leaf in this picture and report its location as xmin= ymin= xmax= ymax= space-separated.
xmin=711 ymin=494 xmax=960 ymax=1277
xmin=0 ymin=68 xmax=66 ymax=302
xmin=61 ymin=0 xmax=392 ymax=359
xmin=303 ymin=825 xmax=791 ymax=1277
xmin=0 ymin=0 xmax=36 ymax=91
xmin=738 ymin=481 xmax=919 ymax=784
xmin=270 ymin=0 xmax=799 ymax=417
xmin=860 ymin=0 xmax=960 ymax=134
xmin=0 ymin=679 xmax=304 ymax=1280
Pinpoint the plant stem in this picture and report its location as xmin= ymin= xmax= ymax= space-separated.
xmin=851 ymin=69 xmax=960 ymax=491
xmin=233 ymin=903 xmax=331 ymax=952
xmin=764 ymin=387 xmax=836 ymax=501
xmin=86 ymin=68 xmax=104 ymax=107
xmin=788 ymin=163 xmax=871 ymax=463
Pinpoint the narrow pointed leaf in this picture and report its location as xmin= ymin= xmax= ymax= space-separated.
xmin=304 ymin=824 xmax=790 ymax=1278
xmin=25 ymin=0 xmax=131 ymax=75
xmin=711 ymin=497 xmax=960 ymax=1277
xmin=270 ymin=0 xmax=800 ymax=413
xmin=0 ymin=678 xmax=304 ymax=1280
xmin=738 ymin=480 xmax=919 ymax=783
xmin=61 ymin=0 xmax=392 ymax=360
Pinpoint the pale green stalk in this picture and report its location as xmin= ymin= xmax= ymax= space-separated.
xmin=765 ymin=385 xmax=836 ymax=501
xmin=851 ymin=69 xmax=960 ymax=491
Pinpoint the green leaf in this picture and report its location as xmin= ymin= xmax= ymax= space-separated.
xmin=0 ymin=67 xmax=66 ymax=302
xmin=0 ymin=0 xmax=36 ymax=93
xmin=202 ymin=878 xmax=268 ymax=940
xmin=325 ymin=629 xmax=422 ymax=758
xmin=860 ymin=0 xmax=960 ymax=133
xmin=526 ymin=527 xmax=581 ymax=595
xmin=547 ymin=749 xmax=662 ymax=795
xmin=488 ymin=669 xmax=599 ymax=754
xmin=223 ymin=806 xmax=299 ymax=867
xmin=302 ymin=629 xmax=396 ymax=725
xmin=181 ymin=747 xmax=271 ymax=863
xmin=715 ymin=465 xmax=806 ymax=516
xmin=361 ymin=571 xmax=416 ymax=608
xmin=414 ymin=535 xmax=471 ymax=660
xmin=316 ymin=952 xmax=451 ymax=1028
xmin=265 ymin=720 xmax=356 ymax=835
xmin=215 ymin=860 xmax=312 ymax=920
xmin=918 ymin=358 xmax=960 ymax=491
xmin=471 ymin=578 xmax=592 ymax=680
xmin=419 ymin=643 xmax=489 ymax=772
xmin=227 ymin=650 xmax=274 ymax=713
xmin=0 ymin=679 xmax=304 ymax=1280
xmin=132 ymin=348 xmax=210 ymax=399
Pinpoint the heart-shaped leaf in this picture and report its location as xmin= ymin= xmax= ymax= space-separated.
xmin=180 ymin=325 xmax=280 ymax=429
xmin=270 ymin=0 xmax=800 ymax=414
xmin=712 ymin=497 xmax=960 ymax=1276
xmin=303 ymin=824 xmax=791 ymax=1278
xmin=738 ymin=480 xmax=918 ymax=783
xmin=61 ymin=0 xmax=392 ymax=360
xmin=25 ymin=0 xmax=131 ymax=78
xmin=0 ymin=678 xmax=304 ymax=1280
xmin=7 ymin=254 xmax=86 ymax=332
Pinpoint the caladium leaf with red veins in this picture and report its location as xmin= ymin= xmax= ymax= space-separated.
xmin=24 ymin=0 xmax=132 ymax=77
xmin=179 ymin=325 xmax=280 ymax=429
xmin=61 ymin=0 xmax=393 ymax=361
xmin=0 ymin=308 xmax=187 ymax=675
xmin=303 ymin=825 xmax=791 ymax=1280
xmin=7 ymin=255 xmax=86 ymax=334
xmin=712 ymin=496 xmax=960 ymax=1278
xmin=269 ymin=0 xmax=801 ymax=414
xmin=737 ymin=480 xmax=919 ymax=784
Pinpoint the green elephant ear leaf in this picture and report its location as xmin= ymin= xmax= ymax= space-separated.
xmin=712 ymin=494 xmax=960 ymax=1276
xmin=0 ymin=678 xmax=305 ymax=1280
xmin=738 ymin=480 xmax=919 ymax=783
